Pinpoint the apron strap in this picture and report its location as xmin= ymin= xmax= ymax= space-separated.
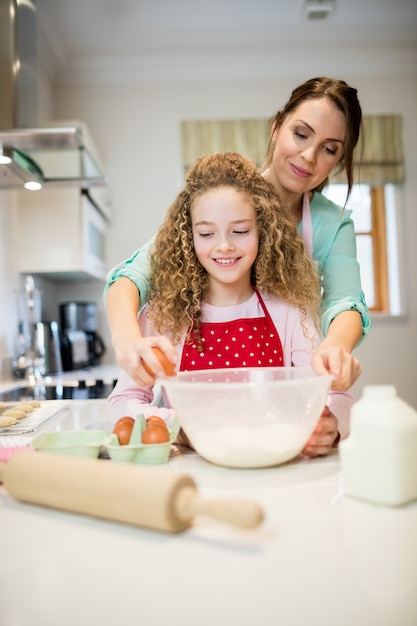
xmin=253 ymin=288 xmax=278 ymax=328
xmin=302 ymin=192 xmax=313 ymax=257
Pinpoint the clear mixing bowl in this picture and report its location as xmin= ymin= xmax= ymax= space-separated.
xmin=160 ymin=367 xmax=333 ymax=469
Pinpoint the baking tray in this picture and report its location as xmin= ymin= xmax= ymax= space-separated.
xmin=0 ymin=400 xmax=69 ymax=436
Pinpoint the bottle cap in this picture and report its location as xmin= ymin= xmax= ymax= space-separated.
xmin=363 ymin=385 xmax=397 ymax=399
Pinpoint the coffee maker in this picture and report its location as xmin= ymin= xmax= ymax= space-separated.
xmin=60 ymin=302 xmax=106 ymax=368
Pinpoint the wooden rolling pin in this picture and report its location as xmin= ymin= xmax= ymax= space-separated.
xmin=0 ymin=451 xmax=264 ymax=533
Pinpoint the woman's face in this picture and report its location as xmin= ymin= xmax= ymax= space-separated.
xmin=191 ymin=186 xmax=258 ymax=299
xmin=269 ymin=97 xmax=346 ymax=196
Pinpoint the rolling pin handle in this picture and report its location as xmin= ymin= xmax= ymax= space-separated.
xmin=0 ymin=462 xmax=6 ymax=484
xmin=174 ymin=485 xmax=264 ymax=529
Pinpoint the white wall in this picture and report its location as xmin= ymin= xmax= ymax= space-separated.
xmin=1 ymin=67 xmax=416 ymax=408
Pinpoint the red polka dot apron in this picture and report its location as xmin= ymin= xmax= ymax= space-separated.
xmin=180 ymin=289 xmax=284 ymax=371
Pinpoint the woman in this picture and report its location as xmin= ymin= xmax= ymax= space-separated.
xmin=108 ymin=153 xmax=353 ymax=456
xmin=105 ymin=77 xmax=370 ymax=390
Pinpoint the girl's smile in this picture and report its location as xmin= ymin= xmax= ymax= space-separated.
xmin=213 ymin=257 xmax=241 ymax=265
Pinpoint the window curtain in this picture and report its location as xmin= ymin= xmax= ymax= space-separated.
xmin=181 ymin=114 xmax=404 ymax=184
xmin=181 ymin=119 xmax=270 ymax=173
xmin=330 ymin=114 xmax=404 ymax=185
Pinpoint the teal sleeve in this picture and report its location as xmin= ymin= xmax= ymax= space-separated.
xmin=103 ymin=235 xmax=155 ymax=308
xmin=321 ymin=292 xmax=371 ymax=343
xmin=310 ymin=193 xmax=372 ymax=342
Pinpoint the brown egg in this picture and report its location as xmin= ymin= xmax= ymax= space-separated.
xmin=146 ymin=415 xmax=167 ymax=428
xmin=142 ymin=423 xmax=170 ymax=444
xmin=112 ymin=416 xmax=135 ymax=445
xmin=142 ymin=347 xmax=176 ymax=377
xmin=115 ymin=416 xmax=135 ymax=425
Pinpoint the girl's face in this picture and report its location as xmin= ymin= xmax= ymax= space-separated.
xmin=269 ymin=97 xmax=346 ymax=196
xmin=191 ymin=186 xmax=258 ymax=302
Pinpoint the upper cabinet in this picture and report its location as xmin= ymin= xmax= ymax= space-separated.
xmin=15 ymin=186 xmax=111 ymax=281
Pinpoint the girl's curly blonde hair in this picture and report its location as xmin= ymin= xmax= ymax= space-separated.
xmin=147 ymin=152 xmax=321 ymax=345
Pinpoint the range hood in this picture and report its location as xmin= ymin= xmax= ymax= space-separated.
xmin=0 ymin=123 xmax=107 ymax=189
xmin=0 ymin=0 xmax=106 ymax=189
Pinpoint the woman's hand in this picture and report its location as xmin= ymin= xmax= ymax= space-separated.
xmin=311 ymin=345 xmax=361 ymax=391
xmin=302 ymin=406 xmax=339 ymax=457
xmin=313 ymin=310 xmax=362 ymax=391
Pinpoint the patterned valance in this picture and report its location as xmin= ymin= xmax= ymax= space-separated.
xmin=330 ymin=114 xmax=404 ymax=185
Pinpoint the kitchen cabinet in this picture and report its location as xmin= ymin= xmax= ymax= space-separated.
xmin=15 ymin=185 xmax=111 ymax=280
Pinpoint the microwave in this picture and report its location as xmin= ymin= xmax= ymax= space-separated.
xmin=16 ymin=186 xmax=111 ymax=280
xmin=82 ymin=191 xmax=109 ymax=280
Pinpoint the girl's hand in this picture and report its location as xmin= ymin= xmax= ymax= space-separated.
xmin=113 ymin=328 xmax=177 ymax=386
xmin=302 ymin=406 xmax=339 ymax=457
xmin=311 ymin=345 xmax=361 ymax=391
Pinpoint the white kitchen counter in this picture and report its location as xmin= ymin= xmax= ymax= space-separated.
xmin=0 ymin=399 xmax=416 ymax=626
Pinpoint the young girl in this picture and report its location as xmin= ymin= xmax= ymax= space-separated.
xmin=105 ymin=77 xmax=367 ymax=392
xmin=108 ymin=153 xmax=353 ymax=457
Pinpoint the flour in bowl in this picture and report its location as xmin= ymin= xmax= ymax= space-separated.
xmin=191 ymin=423 xmax=308 ymax=468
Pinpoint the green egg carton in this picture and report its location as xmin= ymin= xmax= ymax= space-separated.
xmin=32 ymin=429 xmax=116 ymax=459
xmin=107 ymin=414 xmax=180 ymax=465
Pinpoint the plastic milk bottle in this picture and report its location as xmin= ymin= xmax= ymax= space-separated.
xmin=339 ymin=385 xmax=417 ymax=506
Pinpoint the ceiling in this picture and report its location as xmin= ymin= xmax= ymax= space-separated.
xmin=35 ymin=0 xmax=417 ymax=82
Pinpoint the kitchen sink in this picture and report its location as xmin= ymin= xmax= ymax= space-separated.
xmin=0 ymin=379 xmax=117 ymax=402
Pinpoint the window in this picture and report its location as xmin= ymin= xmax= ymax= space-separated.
xmin=324 ymin=183 xmax=402 ymax=314
xmin=324 ymin=114 xmax=404 ymax=316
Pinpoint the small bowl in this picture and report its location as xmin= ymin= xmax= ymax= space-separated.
xmin=160 ymin=367 xmax=333 ymax=469
xmin=32 ymin=429 xmax=112 ymax=459
xmin=107 ymin=415 xmax=180 ymax=465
